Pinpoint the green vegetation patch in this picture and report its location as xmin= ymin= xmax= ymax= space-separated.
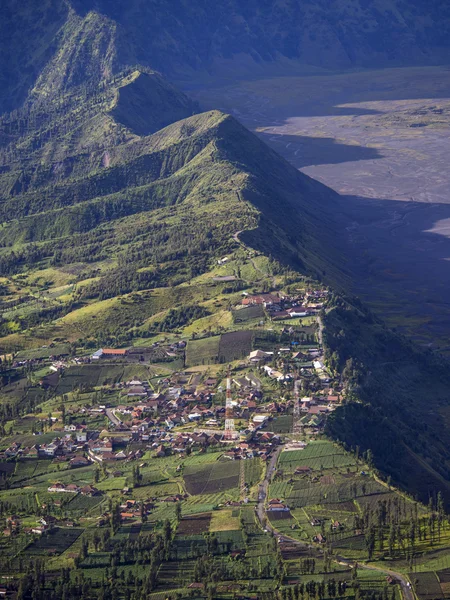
xmin=218 ymin=330 xmax=253 ymax=362
xmin=185 ymin=336 xmax=221 ymax=367
xmin=410 ymin=572 xmax=444 ymax=600
xmin=183 ymin=459 xmax=240 ymax=495
xmin=22 ymin=527 xmax=84 ymax=556
xmin=232 ymin=304 xmax=264 ymax=323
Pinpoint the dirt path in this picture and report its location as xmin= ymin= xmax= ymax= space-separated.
xmin=254 ymin=439 xmax=414 ymax=600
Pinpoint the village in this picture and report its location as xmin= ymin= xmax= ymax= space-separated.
xmin=0 ymin=286 xmax=346 ymax=541
xmin=2 ymin=288 xmax=338 ymax=473
xmin=1 ymin=276 xmax=447 ymax=600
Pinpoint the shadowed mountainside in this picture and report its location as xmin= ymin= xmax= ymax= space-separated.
xmin=2 ymin=0 xmax=450 ymax=113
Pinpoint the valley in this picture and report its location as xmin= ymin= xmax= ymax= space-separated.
xmin=190 ymin=66 xmax=450 ymax=349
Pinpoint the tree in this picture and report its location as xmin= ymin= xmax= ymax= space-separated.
xmin=175 ymin=501 xmax=182 ymax=522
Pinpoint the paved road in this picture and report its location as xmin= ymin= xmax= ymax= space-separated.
xmin=105 ymin=408 xmax=121 ymax=427
xmin=255 ymin=441 xmax=414 ymax=600
xmin=256 ymin=446 xmax=283 ymax=530
xmin=336 ymin=559 xmax=414 ymax=600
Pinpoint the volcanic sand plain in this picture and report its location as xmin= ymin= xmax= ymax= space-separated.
xmin=191 ymin=66 xmax=450 ymax=349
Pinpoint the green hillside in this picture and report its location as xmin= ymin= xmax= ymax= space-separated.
xmin=0 ymin=108 xmax=345 ymax=345
xmin=2 ymin=0 xmax=450 ymax=531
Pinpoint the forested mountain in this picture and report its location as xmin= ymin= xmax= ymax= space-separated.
xmin=2 ymin=0 xmax=450 ymax=113
xmin=2 ymin=0 xmax=450 ymax=512
xmin=0 ymin=108 xmax=343 ymax=290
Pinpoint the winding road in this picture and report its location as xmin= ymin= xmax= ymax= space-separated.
xmin=255 ymin=442 xmax=414 ymax=600
xmin=105 ymin=407 xmax=122 ymax=427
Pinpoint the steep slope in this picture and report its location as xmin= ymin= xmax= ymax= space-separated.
xmin=3 ymin=0 xmax=450 ymax=113
xmin=0 ymin=67 xmax=198 ymax=199
xmin=0 ymin=110 xmax=344 ymax=286
xmin=324 ymin=297 xmax=450 ymax=506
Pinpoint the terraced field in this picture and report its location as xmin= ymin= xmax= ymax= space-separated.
xmin=183 ymin=458 xmax=241 ymax=495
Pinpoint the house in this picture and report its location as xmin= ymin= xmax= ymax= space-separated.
xmin=242 ymin=294 xmax=279 ymax=307
xmin=267 ymin=498 xmax=289 ymax=512
xmin=80 ymin=486 xmax=100 ymax=497
xmin=66 ymin=484 xmax=80 ymax=493
xmin=295 ymin=466 xmax=311 ymax=474
xmin=327 ymin=395 xmax=340 ymax=404
xmin=120 ymin=512 xmax=135 ymax=521
xmin=286 ymin=308 xmax=309 ymax=318
xmin=32 ymin=526 xmax=49 ymax=535
xmin=267 ymin=502 xmax=289 ymax=512
xmin=48 ymin=483 xmax=70 ymax=493
xmin=76 ymin=430 xmax=87 ymax=442
xmin=102 ymin=348 xmax=128 ymax=358
xmin=248 ymin=350 xmax=273 ymax=362
xmin=314 ymin=534 xmax=326 ymax=544
xmin=127 ymin=386 xmax=147 ymax=397
xmin=155 ymin=445 xmax=166 ymax=457
xmin=70 ymin=455 xmax=90 ymax=468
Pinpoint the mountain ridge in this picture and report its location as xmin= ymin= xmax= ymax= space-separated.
xmin=3 ymin=0 xmax=450 ymax=114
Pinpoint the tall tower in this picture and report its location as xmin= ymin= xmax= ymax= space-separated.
xmin=224 ymin=370 xmax=236 ymax=440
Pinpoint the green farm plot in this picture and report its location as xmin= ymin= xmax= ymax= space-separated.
xmin=183 ymin=450 xmax=225 ymax=467
xmin=133 ymin=482 xmax=180 ymax=499
xmin=185 ymin=336 xmax=220 ymax=366
xmin=263 ymin=414 xmax=293 ymax=433
xmin=2 ymin=433 xmax=55 ymax=452
xmin=279 ymin=440 xmax=358 ymax=473
xmin=218 ymin=330 xmax=253 ymax=362
xmin=22 ymin=527 xmax=84 ymax=556
xmin=409 ymin=572 xmax=444 ymax=600
xmin=180 ymin=502 xmax=217 ymax=515
xmin=16 ymin=344 xmax=71 ymax=360
xmin=55 ymin=364 xmax=137 ymax=393
xmin=66 ymin=494 xmax=104 ymax=513
xmin=232 ymin=305 xmax=264 ymax=323
xmin=288 ymin=481 xmax=360 ymax=508
xmin=269 ymin=482 xmax=293 ymax=500
xmin=173 ymin=534 xmax=208 ymax=559
xmin=332 ymin=534 xmax=367 ymax=552
xmin=185 ymin=488 xmax=240 ymax=506
xmin=184 ymin=459 xmax=240 ymax=495
xmin=96 ymin=477 xmax=127 ymax=491
xmin=244 ymin=457 xmax=263 ymax=487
